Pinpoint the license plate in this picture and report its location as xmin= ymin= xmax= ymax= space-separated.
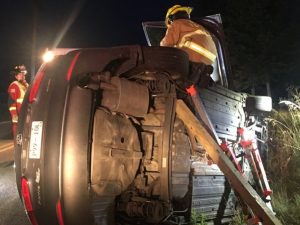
xmin=29 ymin=121 xmax=43 ymax=159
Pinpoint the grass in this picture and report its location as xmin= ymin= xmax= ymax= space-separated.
xmin=190 ymin=210 xmax=207 ymax=225
xmin=229 ymin=210 xmax=246 ymax=225
xmin=272 ymin=188 xmax=300 ymax=225
xmin=265 ymin=88 xmax=300 ymax=224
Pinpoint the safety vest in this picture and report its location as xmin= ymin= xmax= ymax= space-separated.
xmin=8 ymin=80 xmax=28 ymax=123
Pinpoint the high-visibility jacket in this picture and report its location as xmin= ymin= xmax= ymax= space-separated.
xmin=160 ymin=19 xmax=217 ymax=65
xmin=8 ymin=80 xmax=29 ymax=123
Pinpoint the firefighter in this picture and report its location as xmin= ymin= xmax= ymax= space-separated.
xmin=7 ymin=65 xmax=29 ymax=137
xmin=160 ymin=5 xmax=217 ymax=88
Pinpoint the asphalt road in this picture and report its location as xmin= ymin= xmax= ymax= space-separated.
xmin=0 ymin=139 xmax=14 ymax=164
xmin=0 ymin=140 xmax=31 ymax=225
xmin=0 ymin=163 xmax=31 ymax=225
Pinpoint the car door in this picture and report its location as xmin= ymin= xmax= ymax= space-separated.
xmin=142 ymin=14 xmax=233 ymax=88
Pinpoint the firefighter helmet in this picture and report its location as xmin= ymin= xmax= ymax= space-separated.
xmin=12 ymin=65 xmax=27 ymax=76
xmin=165 ymin=5 xmax=193 ymax=26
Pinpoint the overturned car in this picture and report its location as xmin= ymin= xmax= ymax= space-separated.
xmin=15 ymin=15 xmax=272 ymax=225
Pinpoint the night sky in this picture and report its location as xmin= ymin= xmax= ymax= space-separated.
xmin=0 ymin=0 xmax=194 ymax=90
xmin=0 ymin=0 xmax=299 ymax=107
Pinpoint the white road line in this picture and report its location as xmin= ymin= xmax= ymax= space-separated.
xmin=0 ymin=141 xmax=14 ymax=152
xmin=1 ymin=143 xmax=14 ymax=148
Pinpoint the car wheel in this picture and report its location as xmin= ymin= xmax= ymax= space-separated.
xmin=246 ymin=96 xmax=272 ymax=112
xmin=128 ymin=46 xmax=189 ymax=80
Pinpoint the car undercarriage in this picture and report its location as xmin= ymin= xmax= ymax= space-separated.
xmin=77 ymin=67 xmax=267 ymax=224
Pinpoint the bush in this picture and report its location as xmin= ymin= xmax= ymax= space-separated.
xmin=272 ymin=187 xmax=300 ymax=225
xmin=190 ymin=210 xmax=207 ymax=225
xmin=267 ymin=90 xmax=300 ymax=192
xmin=266 ymin=88 xmax=300 ymax=224
xmin=229 ymin=210 xmax=246 ymax=225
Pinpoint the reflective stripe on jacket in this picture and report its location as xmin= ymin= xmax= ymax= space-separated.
xmin=160 ymin=19 xmax=217 ymax=65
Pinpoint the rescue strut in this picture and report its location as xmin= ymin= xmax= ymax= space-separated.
xmin=186 ymin=85 xmax=270 ymax=224
xmin=176 ymin=99 xmax=282 ymax=225
xmin=238 ymin=127 xmax=273 ymax=211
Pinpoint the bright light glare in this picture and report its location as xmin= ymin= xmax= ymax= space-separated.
xmin=243 ymin=128 xmax=255 ymax=141
xmin=42 ymin=50 xmax=55 ymax=62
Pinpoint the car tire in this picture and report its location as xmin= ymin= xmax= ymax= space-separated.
xmin=246 ymin=96 xmax=272 ymax=112
xmin=136 ymin=46 xmax=190 ymax=79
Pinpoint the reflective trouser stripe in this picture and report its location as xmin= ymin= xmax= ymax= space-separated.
xmin=16 ymin=98 xmax=23 ymax=103
xmin=9 ymin=106 xmax=18 ymax=123
xmin=183 ymin=41 xmax=216 ymax=64
xmin=9 ymin=106 xmax=17 ymax=111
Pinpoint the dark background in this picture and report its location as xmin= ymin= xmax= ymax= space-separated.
xmin=0 ymin=0 xmax=299 ymax=121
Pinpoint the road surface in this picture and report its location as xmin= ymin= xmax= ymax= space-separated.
xmin=0 ymin=139 xmax=14 ymax=164
xmin=0 ymin=139 xmax=31 ymax=225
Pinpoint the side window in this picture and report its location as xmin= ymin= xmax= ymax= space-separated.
xmin=210 ymin=38 xmax=224 ymax=86
xmin=142 ymin=22 xmax=166 ymax=47
xmin=211 ymin=59 xmax=220 ymax=83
